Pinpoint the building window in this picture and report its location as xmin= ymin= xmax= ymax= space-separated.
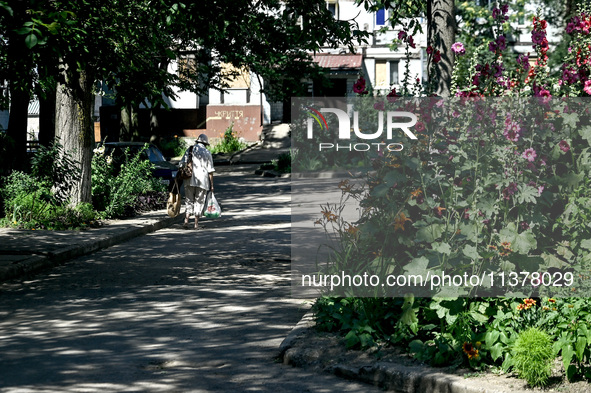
xmin=326 ymin=1 xmax=337 ymax=18
xmin=375 ymin=60 xmax=387 ymax=88
xmin=376 ymin=8 xmax=386 ymax=26
xmin=389 ymin=61 xmax=399 ymax=85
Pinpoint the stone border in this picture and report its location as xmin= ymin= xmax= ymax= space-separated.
xmin=279 ymin=311 xmax=530 ymax=393
xmin=0 ymin=212 xmax=184 ymax=283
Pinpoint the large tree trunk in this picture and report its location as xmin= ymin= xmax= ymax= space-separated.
xmin=428 ymin=0 xmax=456 ymax=97
xmin=55 ymin=67 xmax=95 ymax=205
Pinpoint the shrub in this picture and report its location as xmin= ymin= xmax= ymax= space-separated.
xmin=158 ymin=136 xmax=188 ymax=158
xmin=209 ymin=124 xmax=248 ymax=154
xmin=92 ymin=144 xmax=165 ymax=218
xmin=511 ymin=327 xmax=554 ymax=387
xmin=272 ymin=152 xmax=291 ymax=173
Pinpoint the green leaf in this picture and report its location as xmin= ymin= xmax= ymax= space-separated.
xmin=403 ymin=256 xmax=429 ymax=275
xmin=575 ymin=336 xmax=587 ymax=361
xmin=581 ymin=239 xmax=591 ymax=250
xmin=25 ymin=33 xmax=38 ymax=49
xmin=486 ymin=330 xmax=500 ymax=348
xmin=579 ymin=125 xmax=591 ymax=143
xmin=463 ymin=244 xmax=479 ymax=260
xmin=513 ymin=231 xmax=537 ymax=254
xmin=344 ymin=330 xmax=359 ymax=348
xmin=432 ymin=242 xmax=451 ymax=255
xmin=416 ymin=224 xmax=443 ymax=242
xmin=490 ymin=343 xmax=503 ymax=362
xmin=562 ymin=344 xmax=574 ymax=372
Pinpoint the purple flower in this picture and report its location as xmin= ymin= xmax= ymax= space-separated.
xmin=496 ymin=35 xmax=507 ymax=51
xmin=492 ymin=8 xmax=500 ymax=19
xmin=532 ymin=30 xmax=546 ymax=45
xmin=559 ymin=140 xmax=570 ymax=152
xmin=398 ymin=31 xmax=407 ymax=40
xmin=488 ymin=41 xmax=497 ymax=53
xmin=522 ymin=148 xmax=537 ymax=162
xmin=451 ymin=42 xmax=466 ymax=55
xmin=501 ymin=4 xmax=509 ymax=15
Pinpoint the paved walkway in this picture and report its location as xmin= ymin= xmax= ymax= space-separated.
xmin=0 ymin=161 xmax=384 ymax=392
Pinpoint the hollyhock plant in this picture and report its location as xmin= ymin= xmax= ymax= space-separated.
xmin=559 ymin=140 xmax=570 ymax=152
xmin=353 ymin=76 xmax=368 ymax=95
xmin=522 ymin=148 xmax=537 ymax=162
xmin=451 ymin=42 xmax=465 ymax=55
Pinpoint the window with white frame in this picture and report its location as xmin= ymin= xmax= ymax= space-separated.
xmin=389 ymin=60 xmax=399 ymax=85
xmin=326 ymin=0 xmax=337 ymax=18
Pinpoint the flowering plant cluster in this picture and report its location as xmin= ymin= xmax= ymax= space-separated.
xmin=303 ymin=2 xmax=591 ymax=383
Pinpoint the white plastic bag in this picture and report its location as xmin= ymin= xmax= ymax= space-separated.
xmin=203 ymin=192 xmax=221 ymax=218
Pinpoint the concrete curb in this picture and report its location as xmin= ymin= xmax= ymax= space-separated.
xmin=0 ymin=212 xmax=184 ymax=283
xmin=280 ymin=312 xmax=529 ymax=393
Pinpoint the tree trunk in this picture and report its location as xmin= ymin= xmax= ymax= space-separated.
xmin=428 ymin=0 xmax=456 ymax=97
xmin=55 ymin=67 xmax=95 ymax=205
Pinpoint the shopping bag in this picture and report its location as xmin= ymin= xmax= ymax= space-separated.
xmin=167 ymin=181 xmax=182 ymax=218
xmin=203 ymin=192 xmax=222 ymax=219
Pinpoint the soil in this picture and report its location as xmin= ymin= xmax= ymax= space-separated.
xmin=285 ymin=327 xmax=591 ymax=393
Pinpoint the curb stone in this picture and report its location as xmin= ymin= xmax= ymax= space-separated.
xmin=0 ymin=212 xmax=184 ymax=283
xmin=280 ymin=312 xmax=530 ymax=393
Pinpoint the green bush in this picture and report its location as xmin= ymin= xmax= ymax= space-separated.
xmin=158 ymin=136 xmax=188 ymax=158
xmin=209 ymin=124 xmax=248 ymax=154
xmin=0 ymin=171 xmax=97 ymax=230
xmin=92 ymin=144 xmax=165 ymax=218
xmin=511 ymin=327 xmax=554 ymax=387
xmin=272 ymin=152 xmax=291 ymax=173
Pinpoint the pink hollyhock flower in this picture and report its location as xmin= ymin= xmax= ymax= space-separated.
xmin=584 ymin=80 xmax=591 ymax=95
xmin=522 ymin=148 xmax=537 ymax=162
xmin=559 ymin=140 xmax=570 ymax=152
xmin=407 ymin=36 xmax=416 ymax=48
xmin=398 ymin=31 xmax=407 ymax=40
xmin=451 ymin=42 xmax=465 ymax=55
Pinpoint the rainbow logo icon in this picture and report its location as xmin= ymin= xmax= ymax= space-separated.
xmin=305 ymin=106 xmax=328 ymax=132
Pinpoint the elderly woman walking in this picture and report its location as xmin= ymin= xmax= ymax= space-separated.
xmin=179 ymin=134 xmax=215 ymax=229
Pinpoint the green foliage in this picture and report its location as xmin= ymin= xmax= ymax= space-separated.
xmin=272 ymin=152 xmax=291 ymax=173
xmin=511 ymin=328 xmax=554 ymax=387
xmin=209 ymin=124 xmax=248 ymax=154
xmin=0 ymin=171 xmax=96 ymax=230
xmin=158 ymin=136 xmax=188 ymax=158
xmin=30 ymin=141 xmax=80 ymax=206
xmin=91 ymin=144 xmax=165 ymax=218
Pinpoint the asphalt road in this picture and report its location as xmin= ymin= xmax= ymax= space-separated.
xmin=0 ymin=165 xmax=380 ymax=392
